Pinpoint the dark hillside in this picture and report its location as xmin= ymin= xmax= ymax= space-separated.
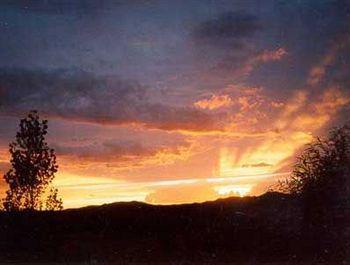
xmin=0 ymin=192 xmax=347 ymax=263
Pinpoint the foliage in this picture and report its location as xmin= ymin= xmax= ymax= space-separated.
xmin=280 ymin=124 xmax=349 ymax=223
xmin=2 ymin=110 xmax=63 ymax=211
xmin=281 ymin=125 xmax=349 ymax=194
xmin=46 ymin=188 xmax=63 ymax=211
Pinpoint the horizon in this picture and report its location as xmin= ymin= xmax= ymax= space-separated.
xmin=59 ymin=174 xmax=290 ymax=210
xmin=0 ymin=0 xmax=349 ymax=208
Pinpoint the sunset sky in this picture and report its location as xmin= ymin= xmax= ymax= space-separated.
xmin=0 ymin=0 xmax=349 ymax=208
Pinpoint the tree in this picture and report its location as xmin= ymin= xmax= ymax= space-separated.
xmin=2 ymin=110 xmax=63 ymax=211
xmin=279 ymin=125 xmax=349 ymax=259
xmin=46 ymin=188 xmax=63 ymax=211
xmin=281 ymin=125 xmax=349 ymax=218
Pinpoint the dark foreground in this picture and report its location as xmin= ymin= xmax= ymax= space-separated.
xmin=0 ymin=192 xmax=348 ymax=264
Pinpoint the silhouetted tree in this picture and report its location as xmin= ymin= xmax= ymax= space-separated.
xmin=2 ymin=110 xmax=63 ymax=211
xmin=46 ymin=188 xmax=63 ymax=211
xmin=281 ymin=125 xmax=349 ymax=218
xmin=280 ymin=125 xmax=349 ymax=259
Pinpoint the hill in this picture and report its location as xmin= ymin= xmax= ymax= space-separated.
xmin=0 ymin=192 xmax=347 ymax=263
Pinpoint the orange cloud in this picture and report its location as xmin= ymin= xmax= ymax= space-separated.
xmin=307 ymin=39 xmax=350 ymax=86
xmin=255 ymin=48 xmax=288 ymax=62
xmin=1 ymin=42 xmax=348 ymax=208
xmin=214 ymin=85 xmax=349 ymax=185
xmin=54 ymin=138 xmax=200 ymax=180
xmin=242 ymin=47 xmax=287 ymax=76
xmin=194 ymin=94 xmax=233 ymax=110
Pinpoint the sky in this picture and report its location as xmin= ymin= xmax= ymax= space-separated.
xmin=0 ymin=0 xmax=349 ymax=208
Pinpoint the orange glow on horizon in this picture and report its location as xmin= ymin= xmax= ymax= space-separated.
xmin=0 ymin=42 xmax=349 ymax=209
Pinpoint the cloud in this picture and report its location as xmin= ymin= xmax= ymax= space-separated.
xmin=1 ymin=0 xmax=127 ymax=16
xmin=0 ymin=68 xmax=217 ymax=132
xmin=194 ymin=94 xmax=233 ymax=110
xmin=307 ymin=41 xmax=346 ymax=86
xmin=275 ymin=87 xmax=350 ymax=133
xmin=53 ymin=137 xmax=194 ymax=170
xmin=193 ymin=11 xmax=261 ymax=47
xmin=242 ymin=162 xmax=272 ymax=168
xmin=255 ymin=48 xmax=287 ymax=62
xmin=206 ymin=47 xmax=287 ymax=84
xmin=212 ymin=82 xmax=350 ymax=181
xmin=307 ymin=37 xmax=350 ymax=87
xmin=240 ymin=48 xmax=287 ymax=76
xmin=192 ymin=85 xmax=282 ymax=135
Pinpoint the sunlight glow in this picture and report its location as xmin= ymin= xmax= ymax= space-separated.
xmin=215 ymin=184 xmax=252 ymax=197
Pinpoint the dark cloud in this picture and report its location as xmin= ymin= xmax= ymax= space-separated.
xmin=52 ymin=138 xmax=191 ymax=168
xmin=0 ymin=68 xmax=216 ymax=132
xmin=242 ymin=162 xmax=272 ymax=168
xmin=54 ymin=140 xmax=151 ymax=160
xmin=56 ymin=138 xmax=187 ymax=158
xmin=193 ymin=11 xmax=261 ymax=47
xmin=0 ymin=0 xmax=129 ymax=16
